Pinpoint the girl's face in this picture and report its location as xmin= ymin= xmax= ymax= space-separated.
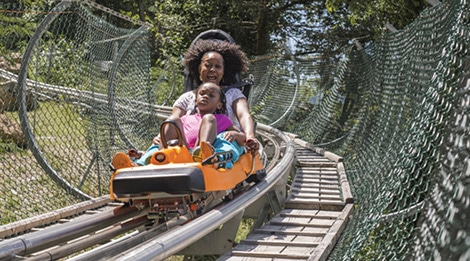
xmin=196 ymin=83 xmax=223 ymax=114
xmin=198 ymin=52 xmax=224 ymax=85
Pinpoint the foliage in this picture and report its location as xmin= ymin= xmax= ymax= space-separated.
xmin=1 ymin=0 xmax=430 ymax=67
xmin=150 ymin=56 xmax=186 ymax=106
xmin=94 ymin=1 xmax=310 ymax=58
xmin=325 ymin=0 xmax=429 ymax=37
xmin=87 ymin=0 xmax=429 ymax=98
xmin=26 ymin=36 xmax=89 ymax=88
xmin=0 ymin=1 xmax=38 ymax=55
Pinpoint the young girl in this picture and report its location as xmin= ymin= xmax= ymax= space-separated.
xmin=113 ymin=82 xmax=245 ymax=170
xmin=168 ymin=82 xmax=246 ymax=166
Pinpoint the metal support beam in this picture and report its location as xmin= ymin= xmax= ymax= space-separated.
xmin=385 ymin=23 xmax=398 ymax=33
xmin=267 ymin=190 xmax=283 ymax=214
xmin=352 ymin=38 xmax=363 ymax=51
xmin=177 ymin=210 xmax=244 ymax=256
xmin=250 ymin=203 xmax=272 ymax=232
xmin=426 ymin=0 xmax=440 ymax=6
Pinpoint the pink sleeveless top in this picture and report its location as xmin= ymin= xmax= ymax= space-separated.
xmin=181 ymin=114 xmax=232 ymax=148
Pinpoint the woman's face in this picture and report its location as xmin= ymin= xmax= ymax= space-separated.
xmin=198 ymin=52 xmax=224 ymax=85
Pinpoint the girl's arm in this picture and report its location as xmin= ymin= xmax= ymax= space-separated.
xmin=225 ymin=125 xmax=246 ymax=146
xmin=153 ymin=106 xmax=186 ymax=145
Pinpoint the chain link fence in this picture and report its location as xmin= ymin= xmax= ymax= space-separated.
xmin=0 ymin=0 xmax=160 ymax=223
xmin=0 ymin=0 xmax=468 ymax=260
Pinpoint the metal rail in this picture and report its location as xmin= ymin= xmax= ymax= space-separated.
xmin=110 ymin=124 xmax=294 ymax=261
xmin=0 ymin=196 xmax=111 ymax=239
xmin=0 ymin=204 xmax=149 ymax=260
xmin=68 ymin=124 xmax=294 ymax=260
xmin=0 ymin=124 xmax=354 ymax=261
xmin=0 ymin=68 xmax=172 ymax=117
xmin=0 ymin=124 xmax=292 ymax=260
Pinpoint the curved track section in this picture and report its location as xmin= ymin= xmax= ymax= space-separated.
xmin=108 ymin=124 xmax=294 ymax=261
xmin=0 ymin=124 xmax=294 ymax=260
xmin=0 ymin=124 xmax=355 ymax=260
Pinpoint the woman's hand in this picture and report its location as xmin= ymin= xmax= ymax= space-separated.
xmin=245 ymin=138 xmax=260 ymax=155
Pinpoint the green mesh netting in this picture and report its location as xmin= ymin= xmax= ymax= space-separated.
xmin=0 ymin=0 xmax=158 ymax=222
xmin=311 ymin=1 xmax=467 ymax=260
xmin=0 ymin=0 xmax=468 ymax=260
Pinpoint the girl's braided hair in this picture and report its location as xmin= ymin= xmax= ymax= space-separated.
xmin=183 ymin=39 xmax=249 ymax=87
xmin=192 ymin=83 xmax=228 ymax=115
xmin=213 ymin=85 xmax=227 ymax=115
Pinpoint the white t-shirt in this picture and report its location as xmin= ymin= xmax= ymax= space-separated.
xmin=173 ymin=88 xmax=246 ymax=130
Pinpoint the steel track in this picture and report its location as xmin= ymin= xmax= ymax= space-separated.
xmin=0 ymin=125 xmax=293 ymax=261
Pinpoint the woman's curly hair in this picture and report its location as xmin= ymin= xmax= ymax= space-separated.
xmin=183 ymin=39 xmax=249 ymax=87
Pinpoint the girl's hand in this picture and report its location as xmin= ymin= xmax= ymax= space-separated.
xmin=223 ymin=130 xmax=237 ymax=142
xmin=152 ymin=135 xmax=161 ymax=146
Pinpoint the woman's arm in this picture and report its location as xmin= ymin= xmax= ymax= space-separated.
xmin=232 ymin=98 xmax=259 ymax=153
xmin=233 ymin=98 xmax=255 ymax=139
xmin=152 ymin=106 xmax=187 ymax=145
xmin=171 ymin=106 xmax=187 ymax=118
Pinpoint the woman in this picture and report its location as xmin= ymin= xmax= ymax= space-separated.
xmin=118 ymin=38 xmax=258 ymax=168
xmin=159 ymin=39 xmax=259 ymax=154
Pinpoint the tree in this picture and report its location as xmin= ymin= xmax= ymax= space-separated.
xmin=90 ymin=0 xmax=429 ymax=69
xmin=325 ymin=0 xmax=430 ymax=38
xmin=0 ymin=0 xmax=53 ymax=57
